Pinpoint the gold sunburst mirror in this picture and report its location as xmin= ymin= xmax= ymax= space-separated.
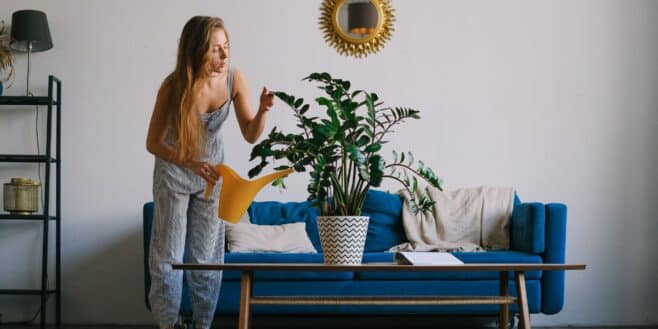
xmin=320 ymin=0 xmax=395 ymax=58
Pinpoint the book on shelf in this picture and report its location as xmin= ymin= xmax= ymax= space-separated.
xmin=394 ymin=251 xmax=464 ymax=265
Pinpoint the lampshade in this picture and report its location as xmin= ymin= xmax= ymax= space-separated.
xmin=347 ymin=2 xmax=378 ymax=35
xmin=10 ymin=10 xmax=53 ymax=52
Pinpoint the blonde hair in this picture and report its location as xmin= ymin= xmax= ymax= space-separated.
xmin=164 ymin=16 xmax=228 ymax=163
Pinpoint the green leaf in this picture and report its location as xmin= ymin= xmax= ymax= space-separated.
xmin=331 ymin=88 xmax=344 ymax=101
xmin=304 ymin=72 xmax=332 ymax=82
xmin=368 ymin=155 xmax=384 ymax=186
xmin=364 ymin=143 xmax=381 ymax=153
xmin=248 ymin=161 xmax=268 ymax=178
xmin=327 ymin=105 xmax=340 ymax=125
xmin=271 ymin=178 xmax=287 ymax=190
xmin=370 ymin=92 xmax=379 ymax=102
xmin=340 ymin=80 xmax=350 ymax=91
xmin=356 ymin=135 xmax=370 ymax=147
xmin=358 ymin=165 xmax=370 ymax=181
xmin=316 ymin=97 xmax=332 ymax=107
xmin=273 ymin=92 xmax=297 ymax=107
xmin=346 ymin=144 xmax=365 ymax=164
xmin=351 ymin=90 xmax=364 ymax=98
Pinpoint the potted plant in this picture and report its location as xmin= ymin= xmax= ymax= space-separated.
xmin=0 ymin=21 xmax=15 ymax=95
xmin=248 ymin=72 xmax=443 ymax=264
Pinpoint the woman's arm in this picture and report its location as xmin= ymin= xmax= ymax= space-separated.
xmin=146 ymin=82 xmax=219 ymax=184
xmin=146 ymin=82 xmax=184 ymax=165
xmin=146 ymin=83 xmax=179 ymax=163
xmin=232 ymin=68 xmax=274 ymax=144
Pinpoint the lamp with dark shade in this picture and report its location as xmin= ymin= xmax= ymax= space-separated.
xmin=348 ymin=2 xmax=378 ymax=35
xmin=10 ymin=9 xmax=53 ymax=95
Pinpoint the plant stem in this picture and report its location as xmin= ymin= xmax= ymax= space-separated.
xmin=382 ymin=174 xmax=414 ymax=196
xmin=385 ymin=162 xmax=419 ymax=173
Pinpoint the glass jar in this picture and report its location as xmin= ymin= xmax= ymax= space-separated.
xmin=3 ymin=178 xmax=40 ymax=215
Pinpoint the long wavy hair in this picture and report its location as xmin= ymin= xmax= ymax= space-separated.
xmin=164 ymin=16 xmax=228 ymax=163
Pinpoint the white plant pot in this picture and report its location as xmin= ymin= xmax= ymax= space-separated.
xmin=316 ymin=215 xmax=369 ymax=265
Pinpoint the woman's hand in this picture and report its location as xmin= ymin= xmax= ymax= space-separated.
xmin=258 ymin=87 xmax=274 ymax=113
xmin=188 ymin=161 xmax=220 ymax=185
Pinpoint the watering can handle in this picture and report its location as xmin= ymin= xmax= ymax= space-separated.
xmin=203 ymin=183 xmax=215 ymax=200
xmin=203 ymin=164 xmax=223 ymax=200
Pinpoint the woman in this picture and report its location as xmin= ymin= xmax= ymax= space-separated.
xmin=146 ymin=16 xmax=274 ymax=329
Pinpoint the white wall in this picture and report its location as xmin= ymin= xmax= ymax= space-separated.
xmin=0 ymin=0 xmax=656 ymax=326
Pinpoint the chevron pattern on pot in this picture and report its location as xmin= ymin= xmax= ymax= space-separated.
xmin=317 ymin=216 xmax=369 ymax=265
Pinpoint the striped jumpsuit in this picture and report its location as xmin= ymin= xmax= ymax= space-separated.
xmin=149 ymin=68 xmax=233 ymax=329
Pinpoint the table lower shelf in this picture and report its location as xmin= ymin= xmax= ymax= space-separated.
xmin=251 ymin=295 xmax=516 ymax=306
xmin=0 ymin=289 xmax=57 ymax=295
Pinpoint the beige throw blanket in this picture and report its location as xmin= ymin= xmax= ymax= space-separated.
xmin=389 ymin=186 xmax=515 ymax=252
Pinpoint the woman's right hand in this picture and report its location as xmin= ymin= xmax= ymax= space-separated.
xmin=188 ymin=161 xmax=220 ymax=185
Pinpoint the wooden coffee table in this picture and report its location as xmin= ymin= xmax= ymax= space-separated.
xmin=173 ymin=263 xmax=586 ymax=329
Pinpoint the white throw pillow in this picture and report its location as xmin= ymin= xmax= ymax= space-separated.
xmin=226 ymin=221 xmax=317 ymax=253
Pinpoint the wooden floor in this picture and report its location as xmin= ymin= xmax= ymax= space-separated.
xmin=1 ymin=315 xmax=656 ymax=329
xmin=1 ymin=319 xmax=657 ymax=329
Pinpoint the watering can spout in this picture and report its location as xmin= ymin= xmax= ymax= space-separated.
xmin=204 ymin=164 xmax=294 ymax=223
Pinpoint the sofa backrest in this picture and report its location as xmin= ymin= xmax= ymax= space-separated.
xmin=145 ymin=191 xmax=523 ymax=255
xmin=248 ymin=189 xmax=406 ymax=253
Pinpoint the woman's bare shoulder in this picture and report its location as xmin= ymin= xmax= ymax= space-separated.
xmin=233 ymin=67 xmax=245 ymax=83
xmin=232 ymin=67 xmax=246 ymax=97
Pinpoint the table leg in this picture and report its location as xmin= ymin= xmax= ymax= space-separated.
xmin=238 ymin=271 xmax=253 ymax=329
xmin=500 ymin=271 xmax=509 ymax=329
xmin=514 ymin=271 xmax=531 ymax=329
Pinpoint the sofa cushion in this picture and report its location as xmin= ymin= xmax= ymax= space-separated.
xmin=226 ymin=222 xmax=317 ymax=253
xmin=248 ymin=200 xmax=322 ymax=252
xmin=362 ymin=189 xmax=407 ymax=252
xmin=223 ymin=252 xmax=353 ymax=281
xmin=357 ymin=251 xmax=543 ymax=280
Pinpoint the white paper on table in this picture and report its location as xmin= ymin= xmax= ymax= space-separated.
xmin=394 ymin=252 xmax=464 ymax=265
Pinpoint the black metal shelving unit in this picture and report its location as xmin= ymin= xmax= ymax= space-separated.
xmin=0 ymin=75 xmax=61 ymax=329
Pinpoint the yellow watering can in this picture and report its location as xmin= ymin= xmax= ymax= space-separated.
xmin=203 ymin=164 xmax=294 ymax=224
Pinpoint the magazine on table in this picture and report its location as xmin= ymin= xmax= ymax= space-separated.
xmin=394 ymin=252 xmax=464 ymax=265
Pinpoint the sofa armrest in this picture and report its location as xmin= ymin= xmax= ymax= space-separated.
xmin=541 ymin=202 xmax=567 ymax=314
xmin=511 ymin=202 xmax=546 ymax=253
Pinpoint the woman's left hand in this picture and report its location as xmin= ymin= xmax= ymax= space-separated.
xmin=258 ymin=87 xmax=274 ymax=113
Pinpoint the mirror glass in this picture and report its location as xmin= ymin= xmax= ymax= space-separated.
xmin=337 ymin=0 xmax=380 ymax=39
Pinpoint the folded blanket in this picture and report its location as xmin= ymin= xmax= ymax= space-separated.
xmin=389 ymin=186 xmax=514 ymax=252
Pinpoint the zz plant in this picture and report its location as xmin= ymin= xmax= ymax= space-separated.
xmin=248 ymin=72 xmax=443 ymax=216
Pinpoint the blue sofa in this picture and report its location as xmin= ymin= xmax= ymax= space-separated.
xmin=142 ymin=189 xmax=567 ymax=321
